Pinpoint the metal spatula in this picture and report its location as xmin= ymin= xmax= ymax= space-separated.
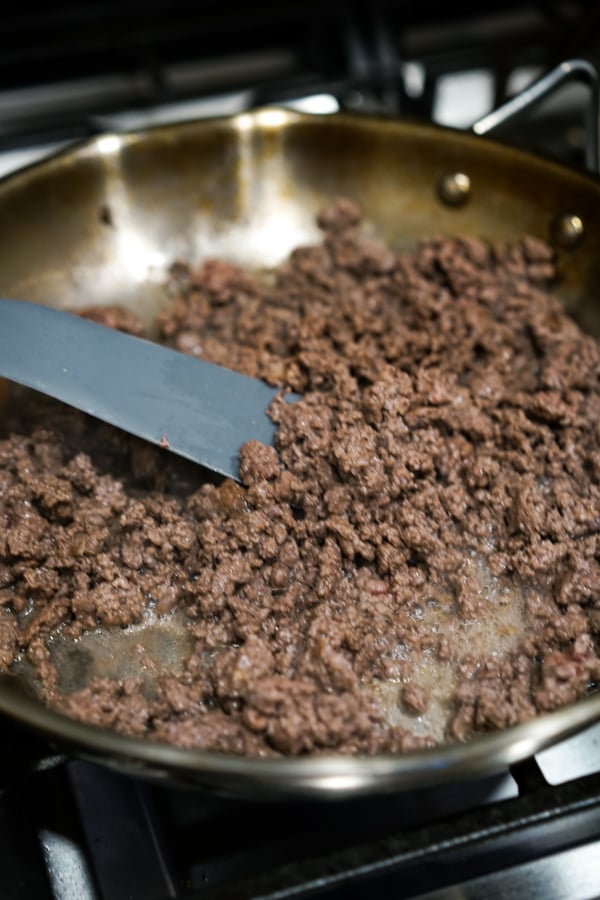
xmin=0 ymin=298 xmax=293 ymax=480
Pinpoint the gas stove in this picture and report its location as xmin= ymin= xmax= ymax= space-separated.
xmin=1 ymin=2 xmax=600 ymax=898
xmin=2 ymin=717 xmax=600 ymax=899
xmin=1 ymin=0 xmax=599 ymax=174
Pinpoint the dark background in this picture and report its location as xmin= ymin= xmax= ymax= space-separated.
xmin=1 ymin=0 xmax=599 ymax=159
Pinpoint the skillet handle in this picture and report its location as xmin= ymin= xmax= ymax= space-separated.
xmin=472 ymin=59 xmax=600 ymax=174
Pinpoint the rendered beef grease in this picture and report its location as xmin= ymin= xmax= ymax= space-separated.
xmin=1 ymin=198 xmax=599 ymax=756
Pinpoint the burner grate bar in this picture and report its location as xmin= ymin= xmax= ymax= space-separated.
xmin=68 ymin=762 xmax=178 ymax=900
xmin=39 ymin=829 xmax=97 ymax=900
xmin=410 ymin=841 xmax=600 ymax=900
xmin=184 ymin=773 xmax=600 ymax=900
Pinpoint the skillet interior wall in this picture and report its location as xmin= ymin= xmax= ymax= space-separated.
xmin=0 ymin=111 xmax=598 ymax=336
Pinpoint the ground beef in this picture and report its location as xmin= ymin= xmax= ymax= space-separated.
xmin=1 ymin=198 xmax=599 ymax=756
xmin=78 ymin=305 xmax=145 ymax=336
xmin=0 ymin=607 xmax=18 ymax=671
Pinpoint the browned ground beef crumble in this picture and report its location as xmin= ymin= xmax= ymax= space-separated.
xmin=1 ymin=197 xmax=599 ymax=756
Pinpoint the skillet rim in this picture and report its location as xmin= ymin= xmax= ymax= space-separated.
xmin=1 ymin=106 xmax=599 ymax=796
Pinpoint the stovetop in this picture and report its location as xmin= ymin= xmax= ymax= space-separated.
xmin=1 ymin=0 xmax=600 ymax=169
xmin=2 ymin=2 xmax=600 ymax=898
xmin=1 ymin=717 xmax=599 ymax=899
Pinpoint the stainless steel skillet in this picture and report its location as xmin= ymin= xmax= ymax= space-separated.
xmin=0 ymin=61 xmax=599 ymax=798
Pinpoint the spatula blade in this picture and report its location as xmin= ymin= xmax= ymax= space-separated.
xmin=0 ymin=299 xmax=284 ymax=480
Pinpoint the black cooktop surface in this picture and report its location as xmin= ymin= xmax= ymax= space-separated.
xmin=1 ymin=715 xmax=599 ymax=899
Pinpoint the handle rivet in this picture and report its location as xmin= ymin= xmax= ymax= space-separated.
xmin=552 ymin=214 xmax=585 ymax=249
xmin=438 ymin=172 xmax=471 ymax=207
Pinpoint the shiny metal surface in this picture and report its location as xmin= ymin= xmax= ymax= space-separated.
xmin=0 ymin=107 xmax=600 ymax=796
xmin=537 ymin=719 xmax=600 ymax=785
xmin=553 ymin=212 xmax=586 ymax=249
xmin=437 ymin=171 xmax=471 ymax=206
xmin=473 ymin=58 xmax=600 ymax=173
xmin=1 ymin=108 xmax=600 ymax=332
xmin=2 ymin=677 xmax=599 ymax=797
xmin=0 ymin=299 xmax=282 ymax=479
